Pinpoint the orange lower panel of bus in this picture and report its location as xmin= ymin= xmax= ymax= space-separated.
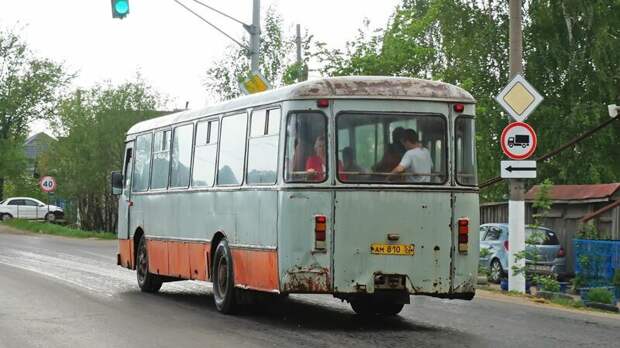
xmin=118 ymin=239 xmax=279 ymax=292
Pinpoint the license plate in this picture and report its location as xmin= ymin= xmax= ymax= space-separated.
xmin=370 ymin=243 xmax=415 ymax=255
xmin=530 ymin=265 xmax=551 ymax=272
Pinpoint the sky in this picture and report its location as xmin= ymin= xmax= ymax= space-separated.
xmin=0 ymin=0 xmax=401 ymax=135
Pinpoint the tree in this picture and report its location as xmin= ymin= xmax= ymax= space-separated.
xmin=0 ymin=28 xmax=72 ymax=200
xmin=42 ymin=79 xmax=166 ymax=232
xmin=204 ymin=7 xmax=313 ymax=101
xmin=315 ymin=0 xmax=620 ymax=201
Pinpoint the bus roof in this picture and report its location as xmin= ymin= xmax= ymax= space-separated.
xmin=127 ymin=76 xmax=475 ymax=135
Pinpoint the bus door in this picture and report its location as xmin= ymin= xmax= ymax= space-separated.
xmin=331 ymin=102 xmax=453 ymax=295
xmin=118 ymin=142 xmax=133 ymax=239
xmin=279 ymin=110 xmax=333 ymax=293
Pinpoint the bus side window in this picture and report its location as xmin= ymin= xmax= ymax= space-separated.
xmin=217 ymin=113 xmax=248 ymax=186
xmin=170 ymin=123 xmax=194 ymax=188
xmin=151 ymin=130 xmax=171 ymax=189
xmin=284 ymin=112 xmax=327 ymax=183
xmin=247 ymin=108 xmax=280 ymax=185
xmin=192 ymin=119 xmax=219 ymax=187
xmin=132 ymin=133 xmax=152 ymax=192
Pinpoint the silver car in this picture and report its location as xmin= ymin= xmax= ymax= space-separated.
xmin=479 ymin=223 xmax=567 ymax=283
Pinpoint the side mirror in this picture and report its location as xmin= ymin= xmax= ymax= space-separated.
xmin=39 ymin=204 xmax=45 ymax=207
xmin=111 ymin=171 xmax=124 ymax=195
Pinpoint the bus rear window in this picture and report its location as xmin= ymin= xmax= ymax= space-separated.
xmin=336 ymin=113 xmax=447 ymax=184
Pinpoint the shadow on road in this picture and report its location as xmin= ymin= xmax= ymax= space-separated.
xmin=120 ymin=286 xmax=458 ymax=334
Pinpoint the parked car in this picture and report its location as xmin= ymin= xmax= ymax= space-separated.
xmin=479 ymin=223 xmax=567 ymax=283
xmin=0 ymin=197 xmax=64 ymax=222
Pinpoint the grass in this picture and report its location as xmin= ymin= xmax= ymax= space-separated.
xmin=1 ymin=219 xmax=116 ymax=240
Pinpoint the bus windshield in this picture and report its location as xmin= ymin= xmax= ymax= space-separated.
xmin=336 ymin=113 xmax=447 ymax=184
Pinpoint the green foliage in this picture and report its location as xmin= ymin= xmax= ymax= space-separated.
xmin=534 ymin=275 xmax=560 ymax=293
xmin=314 ymin=0 xmax=620 ymax=199
xmin=0 ymin=27 xmax=72 ymax=200
xmin=614 ymin=269 xmax=620 ymax=287
xmin=1 ymin=219 xmax=115 ymax=240
xmin=577 ymin=221 xmax=607 ymax=240
xmin=532 ymin=179 xmax=553 ymax=225
xmin=586 ymin=287 xmax=615 ymax=305
xmin=43 ymin=78 xmax=165 ymax=232
xmin=205 ymin=8 xmax=312 ymax=101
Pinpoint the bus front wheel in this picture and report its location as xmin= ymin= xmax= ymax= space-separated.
xmin=213 ymin=239 xmax=237 ymax=314
xmin=136 ymin=236 xmax=163 ymax=293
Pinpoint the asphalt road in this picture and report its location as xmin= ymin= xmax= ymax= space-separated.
xmin=1 ymin=227 xmax=619 ymax=348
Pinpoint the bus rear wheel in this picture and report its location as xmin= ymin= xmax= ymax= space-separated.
xmin=213 ymin=239 xmax=237 ymax=314
xmin=350 ymin=298 xmax=405 ymax=316
xmin=136 ymin=236 xmax=162 ymax=293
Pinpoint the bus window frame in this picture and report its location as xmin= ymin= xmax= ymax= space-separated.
xmin=191 ymin=116 xmax=221 ymax=189
xmin=216 ymin=111 xmax=249 ymax=187
xmin=149 ymin=127 xmax=173 ymax=192
xmin=246 ymin=106 xmax=282 ymax=187
xmin=283 ymin=110 xmax=329 ymax=185
xmin=454 ymin=115 xmax=477 ymax=187
xmin=168 ymin=121 xmax=196 ymax=190
xmin=334 ymin=111 xmax=449 ymax=186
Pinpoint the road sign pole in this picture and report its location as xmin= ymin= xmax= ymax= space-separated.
xmin=508 ymin=0 xmax=526 ymax=293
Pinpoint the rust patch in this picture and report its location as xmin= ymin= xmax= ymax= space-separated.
xmin=282 ymin=266 xmax=331 ymax=293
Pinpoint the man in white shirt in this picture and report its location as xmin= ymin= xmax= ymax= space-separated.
xmin=390 ymin=129 xmax=432 ymax=183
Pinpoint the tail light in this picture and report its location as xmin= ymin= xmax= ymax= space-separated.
xmin=453 ymin=103 xmax=465 ymax=113
xmin=317 ymin=99 xmax=329 ymax=108
xmin=557 ymin=246 xmax=565 ymax=258
xmin=458 ymin=218 xmax=469 ymax=253
xmin=504 ymin=240 xmax=509 ymax=251
xmin=315 ymin=215 xmax=327 ymax=250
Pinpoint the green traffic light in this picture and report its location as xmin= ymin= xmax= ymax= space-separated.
xmin=115 ymin=0 xmax=129 ymax=15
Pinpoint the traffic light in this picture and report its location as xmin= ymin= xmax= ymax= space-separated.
xmin=111 ymin=0 xmax=129 ymax=19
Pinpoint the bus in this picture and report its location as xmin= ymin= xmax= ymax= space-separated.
xmin=111 ymin=76 xmax=479 ymax=315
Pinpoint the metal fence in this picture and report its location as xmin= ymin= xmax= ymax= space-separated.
xmin=574 ymin=239 xmax=620 ymax=286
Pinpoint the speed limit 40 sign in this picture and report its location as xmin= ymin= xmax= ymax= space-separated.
xmin=39 ymin=176 xmax=57 ymax=193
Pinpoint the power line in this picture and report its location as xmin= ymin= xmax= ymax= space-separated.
xmin=172 ymin=0 xmax=247 ymax=49
xmin=191 ymin=0 xmax=250 ymax=29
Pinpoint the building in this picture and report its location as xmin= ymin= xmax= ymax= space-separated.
xmin=23 ymin=132 xmax=55 ymax=176
xmin=480 ymin=183 xmax=620 ymax=274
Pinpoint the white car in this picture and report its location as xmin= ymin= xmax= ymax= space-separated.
xmin=0 ymin=197 xmax=64 ymax=222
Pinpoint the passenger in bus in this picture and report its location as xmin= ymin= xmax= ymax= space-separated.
xmin=372 ymin=127 xmax=406 ymax=173
xmin=390 ymin=129 xmax=432 ymax=183
xmin=305 ymin=135 xmax=327 ymax=181
xmin=306 ymin=135 xmax=346 ymax=181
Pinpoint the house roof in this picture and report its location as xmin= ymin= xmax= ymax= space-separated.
xmin=525 ymin=183 xmax=620 ymax=202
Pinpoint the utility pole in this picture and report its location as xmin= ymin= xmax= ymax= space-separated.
xmin=508 ymin=0 xmax=526 ymax=293
xmin=249 ymin=0 xmax=261 ymax=74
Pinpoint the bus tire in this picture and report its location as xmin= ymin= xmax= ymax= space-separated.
xmin=213 ymin=239 xmax=237 ymax=314
xmin=136 ymin=236 xmax=162 ymax=293
xmin=376 ymin=303 xmax=404 ymax=315
xmin=350 ymin=299 xmax=375 ymax=315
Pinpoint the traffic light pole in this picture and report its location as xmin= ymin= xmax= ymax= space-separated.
xmin=249 ymin=0 xmax=260 ymax=74
xmin=507 ymin=0 xmax=526 ymax=293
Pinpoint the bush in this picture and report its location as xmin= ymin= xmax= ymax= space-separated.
xmin=535 ymin=275 xmax=560 ymax=293
xmin=586 ymin=287 xmax=615 ymax=304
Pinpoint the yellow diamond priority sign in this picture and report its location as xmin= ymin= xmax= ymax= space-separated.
xmin=495 ymin=74 xmax=543 ymax=122
xmin=240 ymin=73 xmax=271 ymax=95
